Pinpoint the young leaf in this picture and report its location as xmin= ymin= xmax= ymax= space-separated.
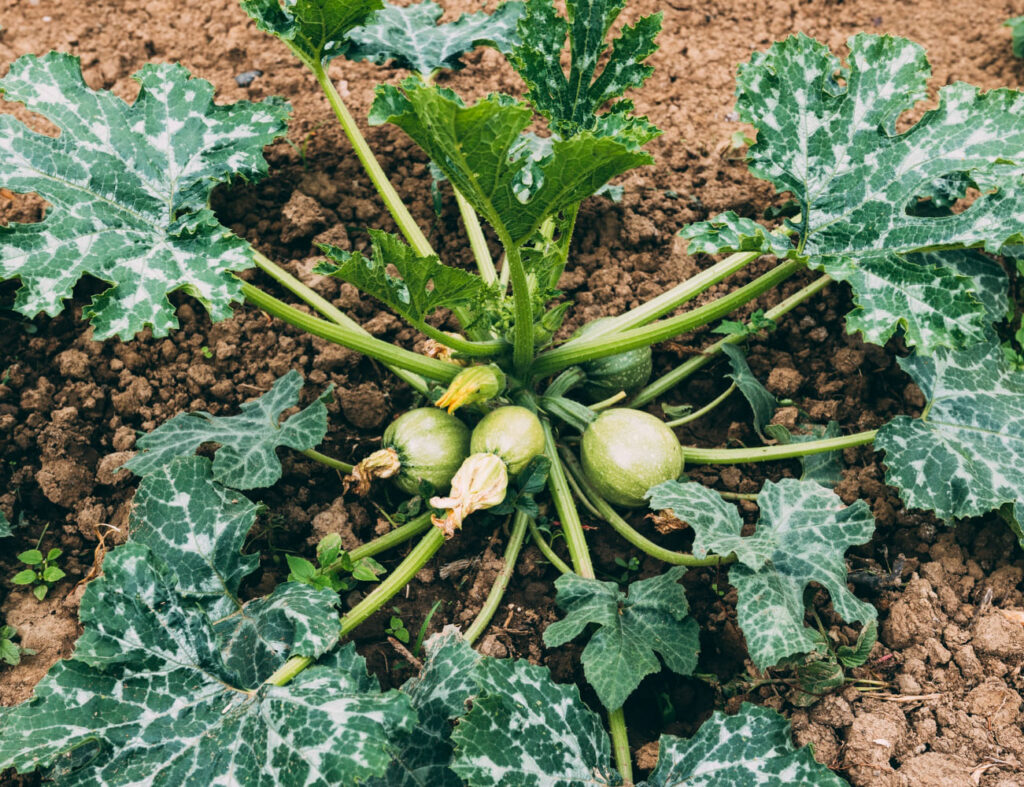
xmin=648 ymin=479 xmax=875 ymax=670
xmin=370 ymin=80 xmax=650 ymax=245
xmin=240 ymin=0 xmax=384 ymax=68
xmin=875 ymin=340 xmax=1024 ymax=520
xmin=11 ymin=570 xmax=36 ymax=586
xmin=721 ymin=344 xmax=776 ymax=439
xmin=641 ymin=703 xmax=848 ymax=786
xmin=544 ymin=567 xmax=699 ymax=710
xmin=764 ymin=420 xmax=844 ymax=486
xmin=509 ymin=0 xmax=661 ymax=144
xmin=342 ymin=1 xmax=525 ymax=76
xmin=0 ymin=543 xmax=412 ymax=784
xmin=17 ymin=549 xmax=42 ymax=566
xmin=451 ymin=655 xmax=620 ymax=786
xmin=287 ymin=554 xmax=318 ymax=582
xmin=1007 ymin=16 xmax=1024 ymax=58
xmin=127 ymin=456 xmax=261 ymax=618
xmin=0 ymin=53 xmax=289 ymax=340
xmin=125 ymin=370 xmax=331 ymax=490
xmin=684 ymin=35 xmax=1024 ymax=354
xmin=317 ymin=230 xmax=487 ymax=325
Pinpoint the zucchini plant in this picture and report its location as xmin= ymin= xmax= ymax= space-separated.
xmin=1 ymin=0 xmax=1023 ymax=783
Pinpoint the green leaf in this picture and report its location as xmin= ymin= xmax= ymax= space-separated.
xmin=544 ymin=567 xmax=699 ymax=710
xmin=41 ymin=566 xmax=65 ymax=583
xmin=317 ymin=230 xmax=487 ymax=325
xmin=11 ymin=570 xmax=36 ymax=586
xmin=876 ymin=340 xmax=1024 ymax=520
xmin=999 ymin=502 xmax=1024 ymax=549
xmin=240 ymin=0 xmax=383 ymax=67
xmin=721 ymin=344 xmax=776 ymax=439
xmin=17 ymin=549 xmax=42 ymax=566
xmin=0 ymin=53 xmax=289 ymax=340
xmin=370 ymin=79 xmax=650 ymax=245
xmin=1007 ymin=16 xmax=1024 ymax=58
xmin=681 ymin=212 xmax=794 ymax=258
xmin=640 ymin=703 xmax=849 ymax=786
xmin=127 ymin=456 xmax=261 ymax=618
xmin=125 ymin=371 xmax=331 ymax=490
xmin=451 ymin=654 xmax=621 ymax=786
xmin=765 ymin=420 xmax=844 ymax=486
xmin=46 ymin=547 xmax=62 ymax=561
xmin=0 ymin=639 xmax=21 ymax=667
xmin=287 ymin=554 xmax=318 ymax=582
xmin=32 ymin=585 xmax=47 ymax=601
xmin=0 ymin=511 xmax=11 ymax=538
xmin=343 ymin=1 xmax=524 ymax=76
xmin=509 ymin=0 xmax=661 ymax=143
xmin=0 ymin=544 xmax=413 ymax=784
xmin=647 ymin=479 xmax=875 ymax=670
xmin=351 ymin=559 xmax=382 ymax=582
xmin=685 ymin=35 xmax=1024 ymax=354
xmin=837 ymin=620 xmax=877 ymax=668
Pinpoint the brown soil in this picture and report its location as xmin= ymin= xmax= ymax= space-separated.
xmin=2 ymin=0 xmax=1023 ymax=785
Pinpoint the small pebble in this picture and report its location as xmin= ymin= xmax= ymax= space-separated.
xmin=234 ymin=69 xmax=263 ymax=87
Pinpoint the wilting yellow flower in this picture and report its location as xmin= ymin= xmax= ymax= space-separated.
xmin=429 ymin=453 xmax=508 ymax=538
xmin=344 ymin=447 xmax=401 ymax=496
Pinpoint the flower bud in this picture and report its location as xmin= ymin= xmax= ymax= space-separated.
xmin=435 ymin=364 xmax=506 ymax=414
xmin=429 ymin=453 xmax=508 ymax=538
xmin=344 ymin=447 xmax=401 ymax=496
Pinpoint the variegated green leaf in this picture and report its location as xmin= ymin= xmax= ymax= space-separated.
xmin=125 ymin=371 xmax=331 ymax=490
xmin=640 ymin=703 xmax=848 ymax=786
xmin=647 ymin=479 xmax=875 ymax=670
xmin=680 ymin=211 xmax=794 ymax=258
xmin=722 ymin=344 xmax=776 ymax=439
xmin=368 ymin=627 xmax=484 ymax=786
xmin=0 ymin=543 xmax=413 ymax=785
xmin=343 ymin=0 xmax=524 ymax=76
xmin=1007 ymin=16 xmax=1024 ymax=58
xmin=544 ymin=567 xmax=699 ymax=710
xmin=1000 ymin=502 xmax=1024 ymax=549
xmin=316 ymin=229 xmax=487 ymax=325
xmin=451 ymin=656 xmax=620 ymax=786
xmin=909 ymin=250 xmax=1010 ymax=327
xmin=128 ymin=456 xmax=261 ymax=618
xmin=241 ymin=0 xmax=383 ymax=67
xmin=765 ymin=420 xmax=844 ymax=486
xmin=876 ymin=341 xmax=1024 ymax=520
xmin=370 ymin=79 xmax=650 ymax=246
xmin=0 ymin=53 xmax=289 ymax=340
xmin=683 ymin=35 xmax=1024 ymax=353
xmin=509 ymin=0 xmax=661 ymax=144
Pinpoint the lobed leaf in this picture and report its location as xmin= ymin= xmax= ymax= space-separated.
xmin=0 ymin=543 xmax=411 ymax=785
xmin=721 ymin=344 xmax=776 ymax=439
xmin=125 ymin=370 xmax=331 ymax=490
xmin=317 ymin=229 xmax=488 ymax=325
xmin=640 ymin=703 xmax=848 ymax=786
xmin=544 ymin=568 xmax=699 ymax=710
xmin=240 ymin=0 xmax=383 ymax=67
xmin=648 ymin=479 xmax=875 ymax=670
xmin=451 ymin=655 xmax=620 ymax=786
xmin=343 ymin=0 xmax=525 ymax=76
xmin=0 ymin=53 xmax=289 ymax=340
xmin=683 ymin=35 xmax=1024 ymax=354
xmin=509 ymin=0 xmax=661 ymax=144
xmin=369 ymin=79 xmax=650 ymax=245
xmin=876 ymin=341 xmax=1024 ymax=520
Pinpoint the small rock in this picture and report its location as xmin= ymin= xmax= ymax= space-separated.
xmin=234 ymin=69 xmax=263 ymax=87
xmin=766 ymin=366 xmax=803 ymax=396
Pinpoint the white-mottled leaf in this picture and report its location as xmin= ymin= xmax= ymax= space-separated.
xmin=241 ymin=0 xmax=383 ymax=67
xmin=648 ymin=479 xmax=875 ymax=670
xmin=0 ymin=543 xmax=414 ymax=785
xmin=125 ymin=370 xmax=331 ymax=490
xmin=640 ymin=703 xmax=848 ymax=786
xmin=0 ymin=53 xmax=289 ymax=340
xmin=451 ymin=656 xmax=620 ymax=786
xmin=876 ymin=341 xmax=1024 ymax=520
xmin=343 ymin=1 xmax=524 ymax=76
xmin=681 ymin=35 xmax=1024 ymax=353
xmin=0 ymin=511 xmax=11 ymax=538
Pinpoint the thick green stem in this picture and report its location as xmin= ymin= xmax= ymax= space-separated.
xmin=504 ymin=241 xmax=536 ymax=378
xmin=335 ymin=513 xmax=433 ymax=572
xmin=301 ymin=448 xmax=354 ymax=474
xmin=682 ymin=430 xmax=877 ymax=464
xmin=241 ymin=281 xmax=459 ymax=383
xmin=608 ymin=708 xmax=632 ymax=785
xmin=532 ymin=259 xmax=804 ymax=377
xmin=455 ymin=188 xmax=498 ymax=286
xmin=629 ymin=274 xmax=832 ymax=408
xmin=251 ymin=252 xmax=429 ymax=395
xmin=527 ymin=518 xmax=573 ymax=575
xmin=414 ymin=320 xmax=507 ymax=357
xmin=542 ymin=420 xmax=595 ymax=579
xmin=665 ymin=383 xmax=736 ymax=428
xmin=313 ymin=66 xmax=433 ymax=258
xmin=464 ymin=511 xmax=529 ymax=645
xmin=341 ymin=528 xmax=446 ymax=638
xmin=560 ymin=446 xmax=734 ymax=568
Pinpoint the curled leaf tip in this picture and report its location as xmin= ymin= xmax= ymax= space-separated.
xmin=344 ymin=448 xmax=401 ymax=496
xmin=429 ymin=453 xmax=508 ymax=538
xmin=434 ymin=364 xmax=506 ymax=414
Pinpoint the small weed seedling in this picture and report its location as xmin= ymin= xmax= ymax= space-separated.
xmin=384 ymin=609 xmax=411 ymax=644
xmin=0 ymin=624 xmax=35 ymax=667
xmin=1 ymin=0 xmax=1023 ymax=783
xmin=11 ymin=526 xmax=65 ymax=601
